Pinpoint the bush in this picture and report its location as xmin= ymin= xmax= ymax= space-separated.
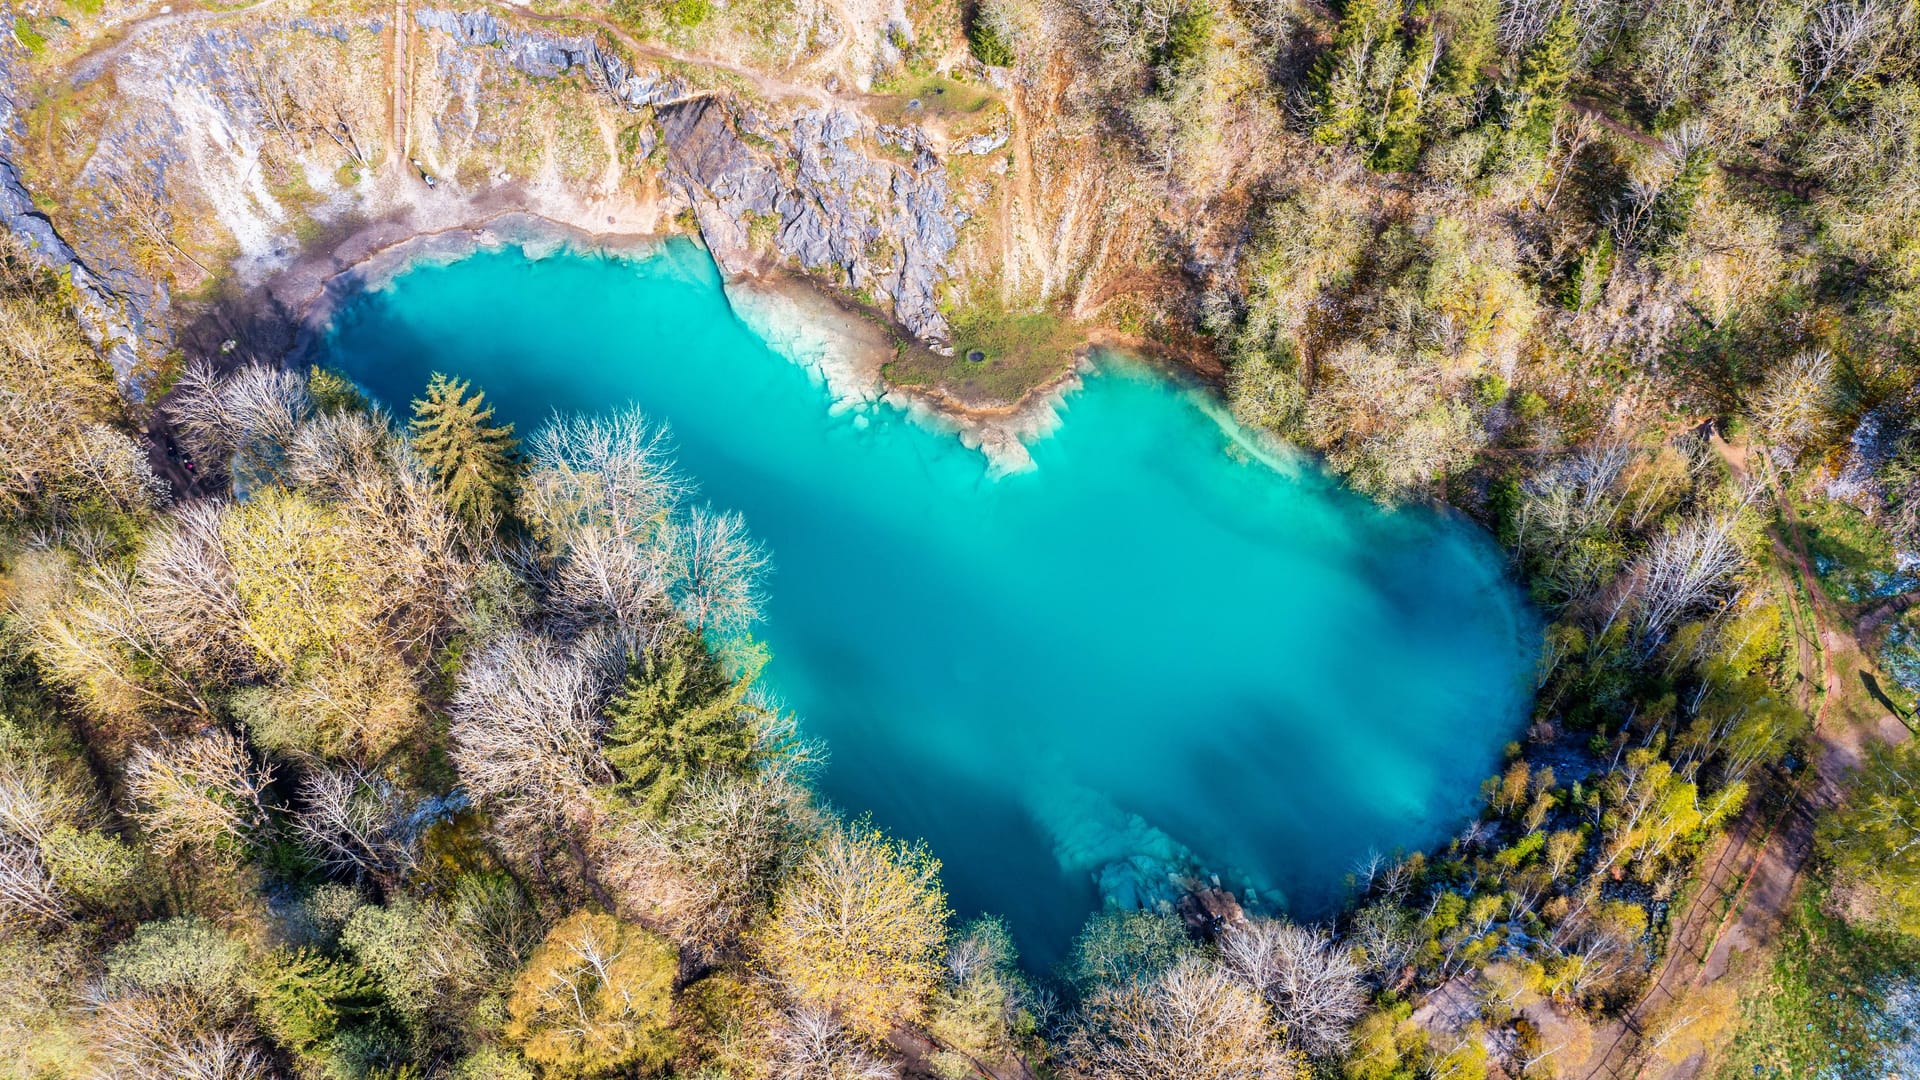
xmin=105 ymin=917 xmax=249 ymax=1015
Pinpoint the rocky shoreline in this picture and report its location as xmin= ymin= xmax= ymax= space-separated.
xmin=0 ymin=0 xmax=1159 ymax=469
xmin=272 ymin=204 xmax=1091 ymax=473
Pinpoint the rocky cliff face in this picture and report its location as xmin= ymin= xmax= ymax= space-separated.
xmin=0 ymin=49 xmax=168 ymax=391
xmin=412 ymin=5 xmax=963 ymax=347
xmin=0 ymin=1 xmax=1034 ymax=370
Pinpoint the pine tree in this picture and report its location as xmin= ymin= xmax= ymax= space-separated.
xmin=1508 ymin=12 xmax=1579 ymax=153
xmin=253 ymin=948 xmax=384 ymax=1054
xmin=408 ymin=373 xmax=518 ymax=527
xmin=1648 ymin=142 xmax=1713 ymax=250
xmin=1312 ymin=0 xmax=1406 ymax=151
xmin=603 ymin=636 xmax=758 ymax=817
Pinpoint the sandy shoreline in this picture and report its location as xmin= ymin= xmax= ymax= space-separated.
xmin=259 ymin=198 xmax=1099 ymax=473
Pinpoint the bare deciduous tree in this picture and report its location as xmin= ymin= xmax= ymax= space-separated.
xmin=55 ymin=426 xmax=169 ymax=514
xmin=765 ymin=1006 xmax=899 ymax=1080
xmin=1750 ymin=348 xmax=1839 ymax=464
xmin=290 ymin=766 xmax=423 ymax=884
xmin=1349 ymin=901 xmax=1419 ymax=991
xmin=31 ymin=549 xmax=219 ymax=722
xmin=595 ymin=762 xmax=812 ymax=955
xmin=123 ymin=730 xmax=274 ymax=860
xmin=521 ymin=409 xmax=684 ymax=544
xmin=1798 ymin=0 xmax=1887 ymax=104
xmin=449 ymin=632 xmax=615 ymax=830
xmin=1628 ymin=510 xmax=1748 ymax=653
xmin=0 ymin=270 xmax=127 ymax=514
xmin=134 ymin=501 xmax=250 ymax=684
xmin=523 ymin=409 xmax=687 ymax=648
xmin=93 ymin=158 xmax=212 ymax=277
xmin=0 ymin=737 xmax=87 ymax=929
xmin=82 ymin=987 xmax=272 ymax=1080
xmin=667 ymin=505 xmax=768 ymax=637
xmin=1515 ymin=443 xmax=1634 ymax=606
xmin=1065 ymin=955 xmax=1298 ymax=1079
xmin=166 ymin=361 xmax=311 ymax=481
xmin=1217 ymin=920 xmax=1368 ymax=1059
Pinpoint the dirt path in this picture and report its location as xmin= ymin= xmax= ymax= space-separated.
xmin=386 ymin=0 xmax=407 ymax=175
xmin=1574 ymin=434 xmax=1908 ymax=1080
xmin=1000 ymin=73 xmax=1048 ymax=303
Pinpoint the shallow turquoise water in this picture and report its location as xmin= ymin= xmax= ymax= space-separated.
xmin=323 ymin=239 xmax=1538 ymax=966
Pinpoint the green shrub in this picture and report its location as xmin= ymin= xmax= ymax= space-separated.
xmin=12 ymin=18 xmax=46 ymax=55
xmin=451 ymin=1047 xmax=537 ymax=1080
xmin=665 ymin=0 xmax=709 ymax=27
xmin=1065 ymin=910 xmax=1191 ymax=992
xmin=38 ymin=825 xmax=140 ymax=911
xmin=1163 ymin=1 xmax=1213 ymax=72
xmin=105 ymin=917 xmax=248 ymax=1012
xmin=966 ymin=11 xmax=1014 ymax=66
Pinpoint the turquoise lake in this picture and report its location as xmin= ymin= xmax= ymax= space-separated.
xmin=322 ymin=238 xmax=1538 ymax=966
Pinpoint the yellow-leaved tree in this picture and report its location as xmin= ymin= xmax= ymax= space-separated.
xmin=506 ymin=910 xmax=678 ymax=1077
xmin=221 ymin=488 xmax=366 ymax=671
xmin=757 ymin=822 xmax=950 ymax=1040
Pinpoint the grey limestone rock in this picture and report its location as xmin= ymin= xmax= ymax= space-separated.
xmin=0 ymin=160 xmax=157 ymax=392
xmin=0 ymin=41 xmax=162 ymax=393
xmin=416 ymin=10 xmax=961 ymax=348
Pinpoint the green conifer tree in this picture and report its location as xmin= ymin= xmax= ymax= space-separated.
xmin=1312 ymin=0 xmax=1406 ymax=151
xmin=604 ymin=636 xmax=759 ymax=817
xmin=253 ymin=948 xmax=384 ymax=1054
xmin=1508 ymin=12 xmax=1579 ymax=152
xmin=1648 ymin=143 xmax=1713 ymax=249
xmin=408 ymin=373 xmax=519 ymax=527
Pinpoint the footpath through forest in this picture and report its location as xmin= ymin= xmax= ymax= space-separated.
xmin=1573 ymin=431 xmax=1912 ymax=1080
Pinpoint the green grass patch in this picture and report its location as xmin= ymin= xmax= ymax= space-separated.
xmin=1792 ymin=483 xmax=1904 ymax=604
xmin=869 ymin=75 xmax=995 ymax=125
xmin=12 ymin=16 xmax=47 ymax=55
xmin=1711 ymin=887 xmax=1920 ymax=1079
xmin=883 ymin=303 xmax=1083 ymax=407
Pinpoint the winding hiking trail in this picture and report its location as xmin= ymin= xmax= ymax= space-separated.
xmin=1574 ymin=432 xmax=1910 ymax=1080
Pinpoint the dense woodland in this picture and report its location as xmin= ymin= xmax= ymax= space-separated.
xmin=4 ymin=0 xmax=1920 ymax=1074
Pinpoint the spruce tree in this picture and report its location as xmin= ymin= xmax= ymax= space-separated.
xmin=603 ymin=636 xmax=758 ymax=817
xmin=1648 ymin=142 xmax=1714 ymax=250
xmin=1508 ymin=12 xmax=1579 ymax=153
xmin=408 ymin=373 xmax=518 ymax=527
xmin=253 ymin=948 xmax=384 ymax=1054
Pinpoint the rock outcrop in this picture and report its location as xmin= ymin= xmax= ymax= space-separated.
xmin=413 ymin=9 xmax=694 ymax=107
xmin=2 ymin=4 xmax=972 ymax=372
xmin=414 ymin=11 xmax=962 ymax=349
xmin=0 ymin=51 xmax=164 ymax=392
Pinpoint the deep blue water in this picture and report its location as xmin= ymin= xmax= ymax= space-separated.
xmin=322 ymin=238 xmax=1538 ymax=967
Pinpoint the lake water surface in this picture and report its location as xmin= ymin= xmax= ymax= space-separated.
xmin=322 ymin=238 xmax=1538 ymax=966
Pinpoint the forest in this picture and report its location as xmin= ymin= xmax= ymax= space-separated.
xmin=2 ymin=0 xmax=1920 ymax=1073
